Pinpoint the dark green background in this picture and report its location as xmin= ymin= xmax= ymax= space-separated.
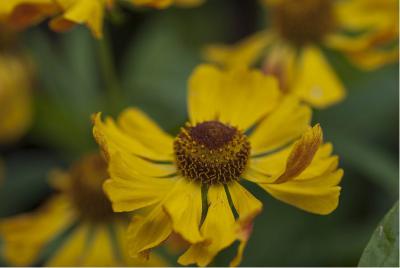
xmin=0 ymin=0 xmax=398 ymax=266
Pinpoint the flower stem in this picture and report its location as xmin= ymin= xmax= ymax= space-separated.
xmin=97 ymin=28 xmax=122 ymax=115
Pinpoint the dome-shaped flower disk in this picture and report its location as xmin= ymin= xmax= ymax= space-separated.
xmin=93 ymin=64 xmax=343 ymax=266
xmin=0 ymin=0 xmax=204 ymax=38
xmin=0 ymin=154 xmax=167 ymax=267
xmin=205 ymin=0 xmax=398 ymax=109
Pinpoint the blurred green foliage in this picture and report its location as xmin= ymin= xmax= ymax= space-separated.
xmin=359 ymin=202 xmax=399 ymax=267
xmin=0 ymin=0 xmax=398 ymax=266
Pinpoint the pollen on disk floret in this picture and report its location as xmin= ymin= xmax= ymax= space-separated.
xmin=174 ymin=120 xmax=250 ymax=185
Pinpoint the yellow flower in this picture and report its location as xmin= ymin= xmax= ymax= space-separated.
xmin=130 ymin=0 xmax=205 ymax=9
xmin=205 ymin=0 xmax=396 ymax=108
xmin=93 ymin=64 xmax=343 ymax=266
xmin=0 ymin=153 xmax=166 ymax=266
xmin=0 ymin=0 xmax=204 ymax=38
xmin=330 ymin=0 xmax=399 ymax=70
xmin=0 ymin=49 xmax=33 ymax=144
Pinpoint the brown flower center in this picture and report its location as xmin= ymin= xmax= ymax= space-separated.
xmin=69 ymin=154 xmax=115 ymax=221
xmin=272 ymin=0 xmax=336 ymax=46
xmin=174 ymin=121 xmax=250 ymax=185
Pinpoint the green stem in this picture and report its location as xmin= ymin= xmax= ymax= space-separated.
xmin=97 ymin=29 xmax=122 ymax=115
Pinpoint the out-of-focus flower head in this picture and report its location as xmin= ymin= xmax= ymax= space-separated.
xmin=93 ymin=64 xmax=343 ymax=266
xmin=131 ymin=0 xmax=205 ymax=9
xmin=0 ymin=153 xmax=167 ymax=266
xmin=0 ymin=0 xmax=205 ymax=38
xmin=0 ymin=26 xmax=33 ymax=144
xmin=205 ymin=0 xmax=398 ymax=109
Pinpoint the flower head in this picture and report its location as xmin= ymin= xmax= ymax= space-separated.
xmin=0 ymin=153 xmax=166 ymax=266
xmin=93 ymin=64 xmax=343 ymax=266
xmin=205 ymin=0 xmax=397 ymax=109
xmin=0 ymin=0 xmax=204 ymax=38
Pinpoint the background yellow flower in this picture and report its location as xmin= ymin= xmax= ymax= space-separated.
xmin=0 ymin=153 xmax=167 ymax=266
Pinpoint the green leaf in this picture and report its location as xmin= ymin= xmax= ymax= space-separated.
xmin=358 ymin=201 xmax=399 ymax=267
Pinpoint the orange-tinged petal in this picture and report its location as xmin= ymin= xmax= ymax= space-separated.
xmin=228 ymin=182 xmax=262 ymax=266
xmin=50 ymin=0 xmax=105 ymax=38
xmin=274 ymin=124 xmax=323 ymax=183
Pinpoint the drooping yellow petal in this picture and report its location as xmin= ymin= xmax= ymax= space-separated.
xmin=114 ymin=221 xmax=168 ymax=266
xmin=292 ymin=46 xmax=345 ymax=109
xmin=0 ymin=196 xmax=76 ymax=266
xmin=228 ymin=182 xmax=262 ymax=266
xmin=117 ymin=107 xmax=174 ymax=157
xmin=275 ymin=124 xmax=323 ymax=183
xmin=50 ymin=0 xmax=106 ymax=38
xmin=45 ymin=223 xmax=89 ymax=266
xmin=178 ymin=185 xmax=236 ymax=266
xmin=93 ymin=112 xmax=173 ymax=161
xmin=188 ymin=64 xmax=281 ymax=130
xmin=250 ymin=142 xmax=337 ymax=181
xmin=104 ymin=153 xmax=177 ymax=212
xmin=249 ymin=96 xmax=311 ymax=155
xmin=259 ymin=169 xmax=343 ymax=215
xmin=0 ymin=0 xmax=59 ymax=29
xmin=163 ymin=179 xmax=204 ymax=244
xmin=204 ymin=31 xmax=273 ymax=68
xmin=80 ymin=226 xmax=118 ymax=266
xmin=127 ymin=204 xmax=173 ymax=259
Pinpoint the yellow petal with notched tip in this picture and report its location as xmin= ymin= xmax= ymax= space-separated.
xmin=178 ymin=185 xmax=236 ymax=266
xmin=188 ymin=64 xmax=281 ymax=130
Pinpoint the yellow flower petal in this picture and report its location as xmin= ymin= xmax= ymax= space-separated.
xmin=114 ymin=221 xmax=168 ymax=266
xmin=0 ymin=196 xmax=76 ymax=266
xmin=117 ymin=107 xmax=174 ymax=157
xmin=93 ymin=112 xmax=173 ymax=161
xmin=127 ymin=204 xmax=173 ymax=258
xmin=50 ymin=0 xmax=105 ymax=38
xmin=104 ymin=153 xmax=176 ymax=212
xmin=204 ymin=31 xmax=273 ymax=68
xmin=292 ymin=46 xmax=346 ymax=109
xmin=178 ymin=185 xmax=236 ymax=266
xmin=0 ymin=0 xmax=59 ymax=29
xmin=188 ymin=64 xmax=281 ymax=130
xmin=275 ymin=124 xmax=323 ymax=183
xmin=259 ymin=169 xmax=343 ymax=215
xmin=130 ymin=0 xmax=173 ymax=8
xmin=80 ymin=226 xmax=118 ymax=266
xmin=228 ymin=182 xmax=262 ymax=267
xmin=249 ymin=96 xmax=311 ymax=155
xmin=163 ymin=179 xmax=204 ymax=244
xmin=45 ymin=223 xmax=89 ymax=266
